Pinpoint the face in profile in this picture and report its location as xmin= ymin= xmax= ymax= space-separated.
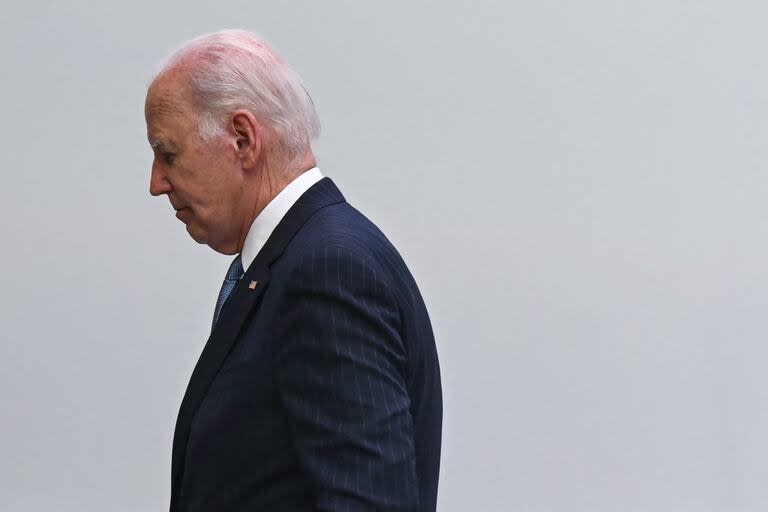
xmin=145 ymin=72 xmax=246 ymax=253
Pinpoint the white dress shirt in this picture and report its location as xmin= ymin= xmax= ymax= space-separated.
xmin=240 ymin=167 xmax=324 ymax=273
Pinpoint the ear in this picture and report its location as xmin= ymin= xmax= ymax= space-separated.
xmin=230 ymin=110 xmax=262 ymax=169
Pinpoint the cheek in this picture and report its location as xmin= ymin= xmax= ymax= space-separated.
xmin=208 ymin=163 xmax=240 ymax=198
xmin=185 ymin=145 xmax=236 ymax=207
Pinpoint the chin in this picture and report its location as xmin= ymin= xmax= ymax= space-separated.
xmin=185 ymin=225 xmax=207 ymax=245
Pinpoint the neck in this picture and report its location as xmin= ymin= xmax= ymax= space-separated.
xmin=232 ymin=148 xmax=317 ymax=254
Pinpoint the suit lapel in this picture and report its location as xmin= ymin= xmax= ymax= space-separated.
xmin=170 ymin=178 xmax=346 ymax=509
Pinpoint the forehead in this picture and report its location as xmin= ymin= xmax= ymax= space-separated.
xmin=145 ymin=66 xmax=197 ymax=117
xmin=145 ymin=93 xmax=184 ymax=121
xmin=146 ymin=79 xmax=187 ymax=120
xmin=145 ymin=81 xmax=197 ymax=144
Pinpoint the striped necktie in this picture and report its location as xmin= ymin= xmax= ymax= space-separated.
xmin=211 ymin=254 xmax=244 ymax=330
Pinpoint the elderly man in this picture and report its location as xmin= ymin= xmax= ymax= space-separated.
xmin=145 ymin=30 xmax=442 ymax=511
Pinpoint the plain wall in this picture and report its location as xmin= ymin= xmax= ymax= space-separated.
xmin=2 ymin=1 xmax=768 ymax=511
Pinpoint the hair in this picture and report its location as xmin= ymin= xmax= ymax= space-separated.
xmin=154 ymin=29 xmax=320 ymax=159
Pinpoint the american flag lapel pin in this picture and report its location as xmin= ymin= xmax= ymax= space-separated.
xmin=249 ymin=280 xmax=258 ymax=289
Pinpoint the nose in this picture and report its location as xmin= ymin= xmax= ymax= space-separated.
xmin=149 ymin=162 xmax=172 ymax=196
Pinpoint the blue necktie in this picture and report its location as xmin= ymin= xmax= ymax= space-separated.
xmin=212 ymin=254 xmax=244 ymax=330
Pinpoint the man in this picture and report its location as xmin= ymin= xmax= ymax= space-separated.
xmin=145 ymin=30 xmax=442 ymax=511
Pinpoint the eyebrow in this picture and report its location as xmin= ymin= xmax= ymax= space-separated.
xmin=149 ymin=139 xmax=178 ymax=152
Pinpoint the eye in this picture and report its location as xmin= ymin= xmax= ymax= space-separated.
xmin=162 ymin=152 xmax=176 ymax=165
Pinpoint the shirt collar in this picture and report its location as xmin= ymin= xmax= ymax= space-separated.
xmin=240 ymin=167 xmax=324 ymax=272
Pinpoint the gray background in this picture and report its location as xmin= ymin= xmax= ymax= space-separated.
xmin=1 ymin=1 xmax=767 ymax=511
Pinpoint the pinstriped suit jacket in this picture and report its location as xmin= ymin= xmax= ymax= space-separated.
xmin=170 ymin=178 xmax=442 ymax=511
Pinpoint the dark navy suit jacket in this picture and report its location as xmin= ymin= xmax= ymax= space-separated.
xmin=170 ymin=178 xmax=442 ymax=511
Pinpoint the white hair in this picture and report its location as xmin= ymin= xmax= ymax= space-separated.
xmin=155 ymin=29 xmax=320 ymax=159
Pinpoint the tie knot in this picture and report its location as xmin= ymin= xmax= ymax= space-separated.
xmin=225 ymin=254 xmax=244 ymax=282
